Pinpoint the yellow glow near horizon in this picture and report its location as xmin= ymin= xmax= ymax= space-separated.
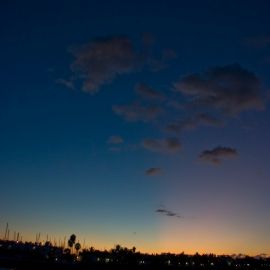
xmin=7 ymin=228 xmax=269 ymax=256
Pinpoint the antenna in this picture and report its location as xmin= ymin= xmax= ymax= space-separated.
xmin=4 ymin=223 xmax=9 ymax=240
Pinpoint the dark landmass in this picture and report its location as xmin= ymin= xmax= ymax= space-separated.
xmin=0 ymin=239 xmax=269 ymax=270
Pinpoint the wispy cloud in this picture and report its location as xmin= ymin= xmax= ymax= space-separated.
xmin=112 ymin=102 xmax=162 ymax=122
xmin=143 ymin=138 xmax=181 ymax=153
xmin=199 ymin=146 xmax=238 ymax=165
xmin=107 ymin=135 xmax=124 ymax=145
xmin=135 ymin=83 xmax=165 ymax=101
xmin=166 ymin=113 xmax=222 ymax=134
xmin=156 ymin=208 xmax=181 ymax=218
xmin=174 ymin=64 xmax=264 ymax=115
xmin=145 ymin=167 xmax=163 ymax=176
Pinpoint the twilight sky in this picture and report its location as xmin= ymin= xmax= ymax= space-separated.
xmin=1 ymin=0 xmax=270 ymax=255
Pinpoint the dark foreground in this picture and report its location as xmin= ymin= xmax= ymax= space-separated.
xmin=1 ymin=259 xmax=270 ymax=270
xmin=1 ymin=240 xmax=270 ymax=270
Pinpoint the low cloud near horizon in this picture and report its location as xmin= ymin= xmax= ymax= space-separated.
xmin=156 ymin=208 xmax=182 ymax=219
xmin=145 ymin=167 xmax=163 ymax=176
xmin=199 ymin=146 xmax=238 ymax=165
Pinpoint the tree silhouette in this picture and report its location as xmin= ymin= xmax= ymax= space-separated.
xmin=68 ymin=234 xmax=76 ymax=253
xmin=68 ymin=239 xmax=73 ymax=248
xmin=115 ymin=244 xmax=121 ymax=253
xmin=75 ymin=242 xmax=81 ymax=254
xmin=70 ymin=234 xmax=76 ymax=244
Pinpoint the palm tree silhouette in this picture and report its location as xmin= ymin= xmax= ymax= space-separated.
xmin=75 ymin=242 xmax=81 ymax=254
xmin=68 ymin=234 xmax=76 ymax=253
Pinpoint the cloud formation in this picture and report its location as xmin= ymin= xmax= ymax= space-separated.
xmin=135 ymin=83 xmax=165 ymax=101
xmin=199 ymin=146 xmax=238 ymax=165
xmin=166 ymin=113 xmax=222 ymax=133
xmin=143 ymin=138 xmax=181 ymax=153
xmin=112 ymin=103 xmax=162 ymax=122
xmin=107 ymin=136 xmax=124 ymax=144
xmin=174 ymin=64 xmax=264 ymax=115
xmin=145 ymin=167 xmax=163 ymax=176
xmin=156 ymin=208 xmax=181 ymax=218
xmin=70 ymin=37 xmax=141 ymax=93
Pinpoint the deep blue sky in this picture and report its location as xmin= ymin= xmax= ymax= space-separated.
xmin=1 ymin=0 xmax=270 ymax=254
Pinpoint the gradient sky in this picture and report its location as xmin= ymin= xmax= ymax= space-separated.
xmin=1 ymin=0 xmax=270 ymax=255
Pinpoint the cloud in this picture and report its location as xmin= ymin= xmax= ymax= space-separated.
xmin=70 ymin=37 xmax=141 ymax=93
xmin=145 ymin=167 xmax=163 ymax=176
xmin=112 ymin=102 xmax=162 ymax=122
xmin=156 ymin=208 xmax=181 ymax=218
xmin=199 ymin=146 xmax=238 ymax=165
xmin=174 ymin=64 xmax=264 ymax=115
xmin=166 ymin=113 xmax=222 ymax=133
xmin=107 ymin=135 xmax=124 ymax=145
xmin=135 ymin=83 xmax=165 ymax=101
xmin=143 ymin=138 xmax=181 ymax=153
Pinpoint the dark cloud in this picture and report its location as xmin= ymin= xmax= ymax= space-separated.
xmin=199 ymin=146 xmax=238 ymax=165
xmin=135 ymin=83 xmax=165 ymax=101
xmin=70 ymin=37 xmax=141 ymax=93
xmin=143 ymin=138 xmax=181 ymax=153
xmin=107 ymin=136 xmax=124 ymax=144
xmin=112 ymin=102 xmax=162 ymax=122
xmin=174 ymin=64 xmax=264 ymax=115
xmin=156 ymin=208 xmax=181 ymax=218
xmin=166 ymin=113 xmax=222 ymax=133
xmin=145 ymin=167 xmax=163 ymax=176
